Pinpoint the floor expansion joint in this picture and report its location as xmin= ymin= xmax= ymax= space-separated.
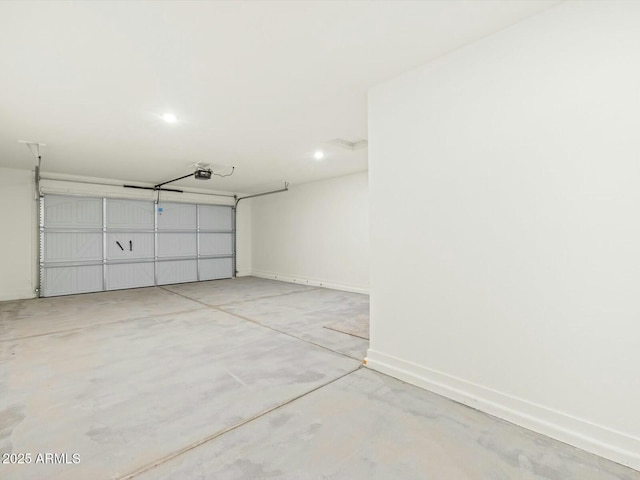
xmin=214 ymin=305 xmax=363 ymax=362
xmin=0 ymin=305 xmax=207 ymax=343
xmin=158 ymin=286 xmax=364 ymax=362
xmin=159 ymin=284 xmax=322 ymax=308
xmin=117 ymin=365 xmax=363 ymax=480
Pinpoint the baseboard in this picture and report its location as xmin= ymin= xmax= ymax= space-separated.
xmin=365 ymin=349 xmax=640 ymax=472
xmin=0 ymin=289 xmax=37 ymax=302
xmin=250 ymin=270 xmax=369 ymax=295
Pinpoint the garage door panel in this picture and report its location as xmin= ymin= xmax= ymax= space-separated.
xmin=106 ymin=233 xmax=154 ymax=260
xmin=42 ymin=265 xmax=103 ymax=297
xmin=44 ymin=232 xmax=102 ymax=263
xmin=106 ymin=263 xmax=155 ymax=290
xmin=156 ymin=260 xmax=197 ymax=285
xmin=106 ymin=199 xmax=154 ymax=229
xmin=199 ymin=233 xmax=233 ymax=256
xmin=157 ymin=202 xmax=197 ymax=230
xmin=158 ymin=233 xmax=197 ymax=258
xmin=199 ymin=258 xmax=234 ymax=281
xmin=44 ymin=195 xmax=102 ymax=229
xmin=199 ymin=205 xmax=233 ymax=231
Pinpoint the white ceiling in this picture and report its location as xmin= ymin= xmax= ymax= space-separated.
xmin=0 ymin=1 xmax=556 ymax=193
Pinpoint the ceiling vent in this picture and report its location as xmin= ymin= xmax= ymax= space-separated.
xmin=328 ymin=137 xmax=368 ymax=151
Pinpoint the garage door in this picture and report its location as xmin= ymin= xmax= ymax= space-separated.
xmin=40 ymin=195 xmax=234 ymax=297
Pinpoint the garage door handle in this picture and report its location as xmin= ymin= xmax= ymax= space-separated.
xmin=116 ymin=241 xmax=124 ymax=251
xmin=129 ymin=240 xmax=133 ymax=251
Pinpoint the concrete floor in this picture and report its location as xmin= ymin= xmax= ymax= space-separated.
xmin=0 ymin=277 xmax=637 ymax=480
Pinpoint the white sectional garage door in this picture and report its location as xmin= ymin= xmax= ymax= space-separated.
xmin=40 ymin=195 xmax=234 ymax=297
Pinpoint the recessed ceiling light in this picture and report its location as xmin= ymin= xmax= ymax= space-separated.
xmin=162 ymin=113 xmax=177 ymax=123
xmin=313 ymin=150 xmax=324 ymax=160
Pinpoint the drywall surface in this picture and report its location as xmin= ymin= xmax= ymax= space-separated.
xmin=235 ymin=199 xmax=252 ymax=277
xmin=367 ymin=1 xmax=640 ymax=470
xmin=39 ymin=174 xmax=236 ymax=206
xmin=0 ymin=167 xmax=35 ymax=300
xmin=251 ymin=172 xmax=369 ymax=293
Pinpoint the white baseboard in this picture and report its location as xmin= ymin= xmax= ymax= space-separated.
xmin=0 ymin=289 xmax=37 ymax=302
xmin=250 ymin=270 xmax=369 ymax=295
xmin=365 ymin=349 xmax=640 ymax=472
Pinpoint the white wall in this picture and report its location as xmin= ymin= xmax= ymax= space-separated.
xmin=367 ymin=1 xmax=640 ymax=470
xmin=39 ymin=174 xmax=236 ymax=206
xmin=250 ymin=172 xmax=369 ymax=293
xmin=235 ymin=199 xmax=252 ymax=277
xmin=0 ymin=167 xmax=36 ymax=301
